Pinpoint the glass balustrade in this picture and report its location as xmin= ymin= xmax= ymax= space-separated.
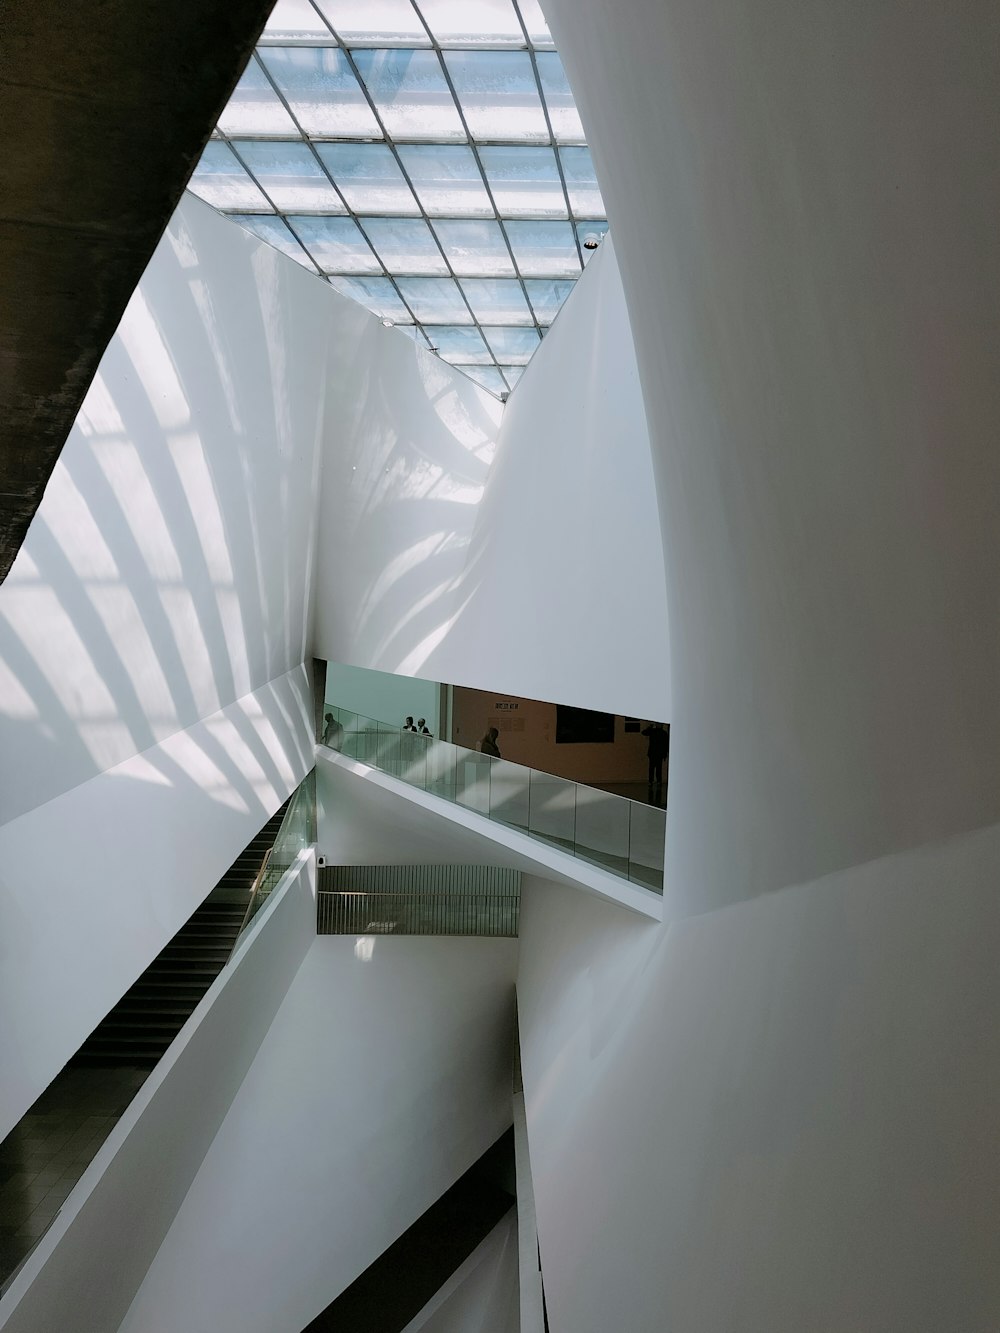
xmin=321 ymin=706 xmax=664 ymax=893
xmin=238 ymin=768 xmax=316 ymax=938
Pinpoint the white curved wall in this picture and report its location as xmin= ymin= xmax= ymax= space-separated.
xmin=544 ymin=0 xmax=1000 ymax=911
xmin=518 ymin=825 xmax=1000 ymax=1332
xmin=508 ymin=4 xmax=1000 ymax=1331
xmin=311 ymin=235 xmax=669 ymax=721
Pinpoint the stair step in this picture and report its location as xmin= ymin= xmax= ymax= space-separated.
xmin=158 ymin=946 xmax=234 ymax=959
xmin=66 ymin=799 xmax=293 ymax=1077
xmin=110 ymin=1006 xmax=194 ymax=1019
xmin=94 ymin=1021 xmax=187 ymax=1037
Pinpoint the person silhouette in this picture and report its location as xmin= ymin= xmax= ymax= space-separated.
xmin=641 ymin=721 xmax=669 ymax=798
xmin=480 ymin=727 xmax=501 ymax=758
xmin=322 ymin=712 xmax=341 ymax=746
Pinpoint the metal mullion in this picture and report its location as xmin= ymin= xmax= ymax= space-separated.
xmin=408 ymin=3 xmax=545 ymax=347
xmin=251 ymin=51 xmax=425 ymax=333
xmin=305 ymin=2 xmax=503 ymax=379
xmin=220 ymin=132 xmax=328 ymax=278
xmin=511 ymin=0 xmax=586 ymax=269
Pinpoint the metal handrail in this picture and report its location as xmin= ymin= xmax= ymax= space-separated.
xmin=321 ymin=704 xmax=666 ymax=894
xmin=234 ymin=846 xmax=272 ymax=946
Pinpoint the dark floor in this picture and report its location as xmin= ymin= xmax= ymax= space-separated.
xmin=589 ymin=779 xmax=668 ymax=809
xmin=304 ymin=1128 xmax=515 ymax=1333
xmin=0 ymin=1065 xmax=148 ymax=1289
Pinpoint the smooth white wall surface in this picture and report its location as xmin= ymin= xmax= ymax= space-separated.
xmin=0 ymin=667 xmax=314 ymax=1139
xmin=121 ymin=935 xmax=517 ymax=1333
xmin=311 ymin=316 xmax=502 ymax=682
xmin=0 ymin=193 xmax=328 ymax=825
xmin=311 ymin=236 xmax=669 ymax=722
xmin=424 ymin=238 xmax=669 ymax=721
xmin=0 ymin=854 xmax=316 ymax=1333
xmin=543 ymin=0 xmax=1000 ymax=910
xmin=0 ymin=193 xmax=329 ymax=1133
xmin=516 ymin=822 xmax=1000 ymax=1333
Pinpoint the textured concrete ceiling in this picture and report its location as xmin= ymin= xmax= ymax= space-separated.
xmin=0 ymin=0 xmax=276 ymax=582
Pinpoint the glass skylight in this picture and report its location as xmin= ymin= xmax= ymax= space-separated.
xmin=192 ymin=0 xmax=606 ymax=396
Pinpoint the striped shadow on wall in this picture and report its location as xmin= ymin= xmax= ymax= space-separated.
xmin=317 ymin=865 xmax=520 ymax=938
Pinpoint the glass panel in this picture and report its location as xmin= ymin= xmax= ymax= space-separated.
xmin=489 ymin=759 xmax=530 ymax=830
xmin=288 ymin=215 xmax=381 ymax=272
xmin=434 ymin=219 xmax=515 ymax=276
xmin=559 ymin=146 xmax=605 ymax=217
xmin=482 ymin=325 xmax=540 ymax=363
xmin=455 ymin=750 xmax=494 ymax=815
xmin=455 ymin=365 xmax=508 ymax=393
xmin=328 ymin=275 xmax=410 ymax=321
xmin=395 ymin=277 xmax=472 ymax=323
xmin=627 ymin=801 xmax=666 ymax=892
xmin=231 ymin=214 xmax=318 ymax=270
xmin=535 ymin=52 xmax=585 ymax=142
xmin=316 ymin=143 xmax=418 ymax=215
xmin=523 ymin=277 xmax=575 ymax=323
xmin=189 ymin=143 xmax=270 ymax=210
xmin=425 ymin=738 xmax=459 ymax=799
xmin=444 ymin=51 xmax=547 ymax=141
xmin=419 ymin=0 xmax=523 ymax=47
xmin=261 ymin=0 xmax=331 ymax=42
xmin=460 ymin=278 xmax=532 ymax=324
xmin=527 ymin=771 xmax=577 ymax=850
xmin=516 ymin=0 xmax=555 ymax=48
xmin=218 ymin=60 xmax=298 ymax=136
xmin=504 ymin=220 xmax=580 ymax=275
xmin=479 ymin=145 xmax=566 ymax=217
xmin=574 ymin=788 xmax=630 ymax=877
xmin=396 ymin=726 xmax=433 ymax=787
xmin=429 ymin=326 xmax=492 ymax=364
xmin=500 ymin=364 xmax=525 ymax=388
xmin=397 ymin=144 xmax=493 ymax=216
xmin=363 ymin=217 xmax=448 ymax=274
xmin=577 ymin=219 xmax=609 ymax=262
xmin=315 ymin=0 xmax=430 ymax=46
xmin=260 ymin=47 xmax=381 ymax=137
xmin=354 ymin=49 xmax=465 ymax=141
xmin=236 ymin=141 xmax=344 ymax=211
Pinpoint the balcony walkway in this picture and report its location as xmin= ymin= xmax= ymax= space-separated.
xmin=318 ymin=746 xmax=663 ymax=921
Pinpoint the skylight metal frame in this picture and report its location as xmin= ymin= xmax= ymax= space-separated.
xmin=194 ymin=0 xmax=606 ymax=396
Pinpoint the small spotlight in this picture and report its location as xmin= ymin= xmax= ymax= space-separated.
xmin=381 ymin=316 xmax=394 ymax=327
xmin=582 ymin=232 xmax=602 ymax=251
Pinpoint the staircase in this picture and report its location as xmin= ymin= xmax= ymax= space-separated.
xmin=71 ymin=801 xmax=290 ymax=1069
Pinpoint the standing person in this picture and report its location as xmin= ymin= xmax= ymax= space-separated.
xmin=480 ymin=727 xmax=501 ymax=758
xmin=641 ymin=721 xmax=669 ymax=799
xmin=416 ymin=717 xmax=432 ymax=736
xmin=322 ymin=712 xmax=339 ymax=746
xmin=403 ymin=716 xmax=416 ymax=732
